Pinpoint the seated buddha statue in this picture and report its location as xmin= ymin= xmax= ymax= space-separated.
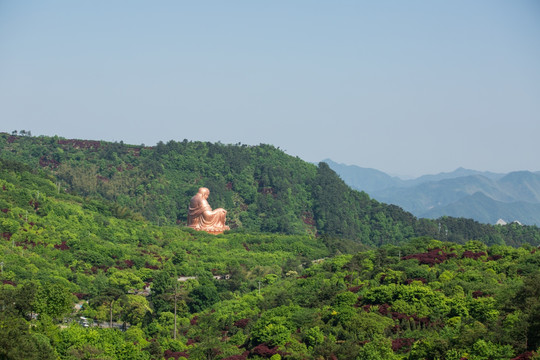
xmin=187 ymin=187 xmax=230 ymax=233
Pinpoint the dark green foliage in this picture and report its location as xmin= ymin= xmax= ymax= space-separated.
xmin=188 ymin=283 xmax=220 ymax=313
xmin=0 ymin=314 xmax=56 ymax=360
xmin=513 ymin=272 xmax=540 ymax=350
xmin=150 ymin=271 xmax=175 ymax=314
xmin=0 ymin=285 xmax=56 ymax=360
xmin=3 ymin=132 xmax=540 ymax=246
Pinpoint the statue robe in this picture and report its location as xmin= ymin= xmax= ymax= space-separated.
xmin=187 ymin=193 xmax=229 ymax=232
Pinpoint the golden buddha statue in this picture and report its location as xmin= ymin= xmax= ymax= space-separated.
xmin=187 ymin=187 xmax=230 ymax=234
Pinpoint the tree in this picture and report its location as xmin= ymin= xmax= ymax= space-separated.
xmin=188 ymin=283 xmax=219 ymax=313
xmin=122 ymin=295 xmax=152 ymax=326
xmin=513 ymin=272 xmax=540 ymax=350
xmin=35 ymin=282 xmax=74 ymax=320
xmin=303 ymin=326 xmax=324 ymax=348
xmin=91 ymin=286 xmax=126 ymax=328
xmin=150 ymin=270 xmax=175 ymax=314
xmin=356 ymin=335 xmax=398 ymax=360
xmin=13 ymin=281 xmax=39 ymax=319
xmin=0 ymin=314 xmax=55 ymax=360
xmin=108 ymin=269 xmax=144 ymax=293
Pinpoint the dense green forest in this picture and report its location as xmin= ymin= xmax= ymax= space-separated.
xmin=1 ymin=133 xmax=540 ymax=359
xmin=1 ymin=132 xmax=540 ymax=247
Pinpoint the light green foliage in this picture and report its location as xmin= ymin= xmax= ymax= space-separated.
xmin=408 ymin=337 xmax=446 ymax=360
xmin=325 ymin=254 xmax=354 ymax=271
xmin=356 ymin=335 xmax=398 ymax=360
xmin=303 ymin=326 xmax=324 ymax=348
xmin=377 ymin=268 xmax=405 ymax=284
xmin=57 ymin=324 xmax=149 ymax=360
xmin=263 ymin=273 xmax=278 ymax=284
xmin=469 ymin=339 xmax=514 ymax=360
xmin=251 ymin=305 xmax=304 ymax=346
xmin=108 ymin=269 xmax=144 ymax=292
xmin=35 ymin=282 xmax=74 ymax=319
xmin=124 ymin=326 xmax=149 ymax=348
xmin=428 ymin=239 xmax=444 ymax=249
xmin=0 ymin=218 xmax=19 ymax=234
xmin=448 ymin=297 xmax=470 ymax=318
xmin=2 ymin=136 xmax=540 ymax=359
xmin=123 ymin=295 xmax=151 ymax=325
xmin=464 ymin=240 xmax=488 ymax=253
xmin=363 ymin=283 xmax=450 ymax=318
xmin=228 ymin=330 xmax=247 ymax=346
xmin=348 ymin=312 xmax=394 ymax=340
xmin=252 ymin=322 xmax=291 ymax=347
xmin=391 ymin=299 xmax=417 ymax=316
xmin=439 ymin=270 xmax=455 ymax=283
xmin=334 ymin=291 xmax=358 ymax=307
xmin=445 ymin=348 xmax=468 ymax=360
xmin=469 ymin=297 xmax=500 ymax=322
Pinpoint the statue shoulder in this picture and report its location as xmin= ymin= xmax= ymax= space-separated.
xmin=190 ymin=194 xmax=203 ymax=206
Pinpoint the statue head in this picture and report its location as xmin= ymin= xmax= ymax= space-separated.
xmin=198 ymin=187 xmax=210 ymax=199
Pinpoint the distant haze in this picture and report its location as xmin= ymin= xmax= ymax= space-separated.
xmin=1 ymin=1 xmax=539 ymax=177
xmin=325 ymin=159 xmax=540 ymax=226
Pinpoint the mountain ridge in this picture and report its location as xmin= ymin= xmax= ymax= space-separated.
xmin=322 ymin=159 xmax=506 ymax=191
xmin=325 ymin=159 xmax=540 ymax=225
xmin=423 ymin=191 xmax=540 ymax=225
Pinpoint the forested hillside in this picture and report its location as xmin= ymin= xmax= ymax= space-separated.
xmin=2 ymin=132 xmax=540 ymax=247
xmin=0 ymin=156 xmax=358 ymax=359
xmin=1 ymin=158 xmax=539 ymax=359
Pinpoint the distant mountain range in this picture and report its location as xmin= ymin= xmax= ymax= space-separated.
xmin=324 ymin=159 xmax=540 ymax=226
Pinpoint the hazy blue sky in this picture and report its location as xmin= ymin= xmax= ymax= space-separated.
xmin=1 ymin=1 xmax=539 ymax=177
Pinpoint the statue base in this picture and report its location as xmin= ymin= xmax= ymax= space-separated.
xmin=187 ymin=226 xmax=229 ymax=235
